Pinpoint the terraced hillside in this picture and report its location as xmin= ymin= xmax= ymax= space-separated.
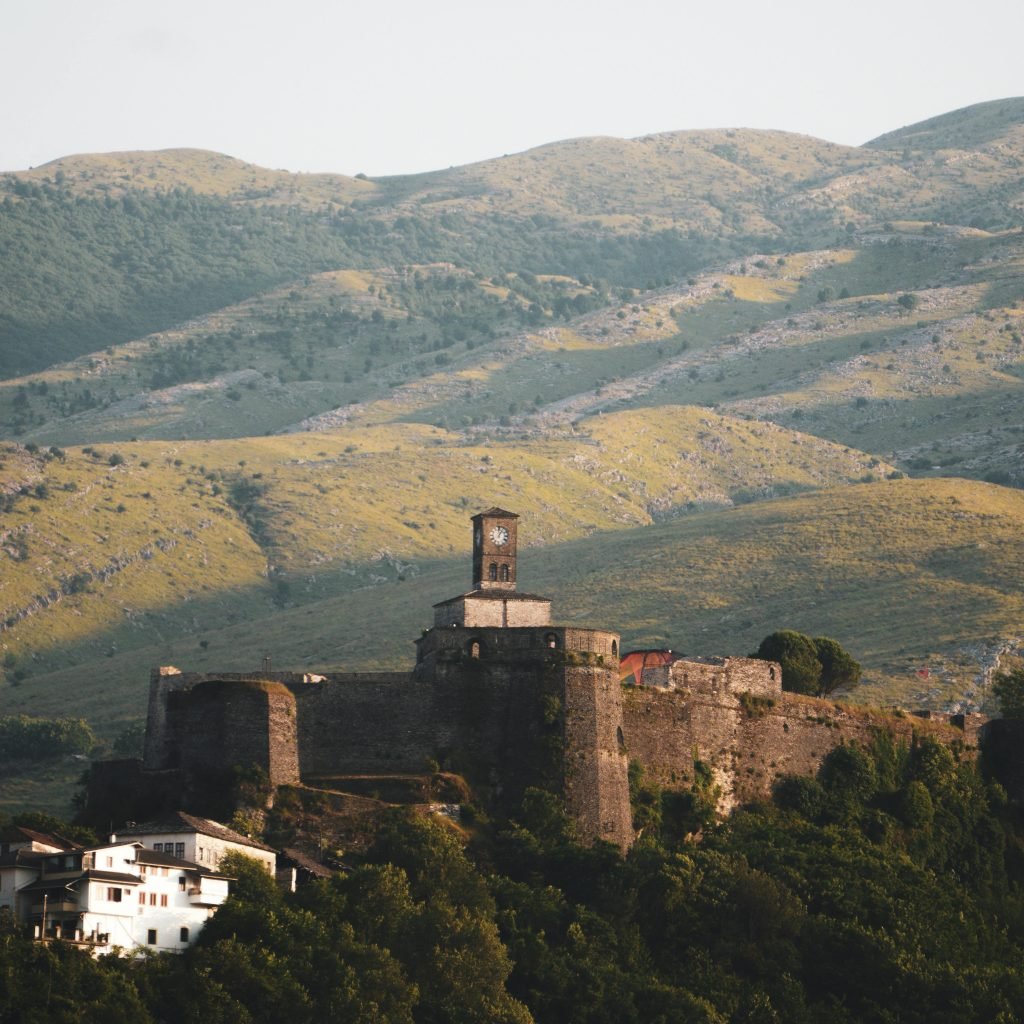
xmin=1 ymin=99 xmax=1023 ymax=792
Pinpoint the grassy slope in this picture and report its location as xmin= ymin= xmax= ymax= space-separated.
xmin=3 ymin=477 xmax=1020 ymax=734
xmin=0 ymin=406 xmax=889 ymax=700
xmin=2 ymin=100 xmax=1024 ymax=813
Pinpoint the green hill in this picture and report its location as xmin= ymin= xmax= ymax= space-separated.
xmin=1 ymin=99 xmax=1023 ymax=812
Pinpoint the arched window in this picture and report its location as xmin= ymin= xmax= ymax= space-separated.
xmin=469 ymin=640 xmax=481 ymax=659
xmin=488 ymin=563 xmax=498 ymax=581
xmin=611 ymin=640 xmax=618 ymax=658
xmin=544 ymin=632 xmax=559 ymax=649
xmin=769 ymin=666 xmax=776 ymax=680
xmin=500 ymin=564 xmax=510 ymax=581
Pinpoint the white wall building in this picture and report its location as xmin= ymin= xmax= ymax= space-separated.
xmin=0 ymin=815 xmax=270 ymax=956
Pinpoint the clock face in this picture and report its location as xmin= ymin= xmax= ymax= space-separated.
xmin=489 ymin=525 xmax=510 ymax=546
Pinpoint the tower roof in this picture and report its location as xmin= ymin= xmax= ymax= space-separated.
xmin=471 ymin=507 xmax=519 ymax=519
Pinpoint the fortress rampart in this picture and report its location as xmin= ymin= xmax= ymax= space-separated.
xmin=123 ymin=508 xmax=986 ymax=851
xmin=621 ymin=655 xmax=978 ymax=813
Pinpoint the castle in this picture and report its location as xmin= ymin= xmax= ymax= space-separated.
xmin=113 ymin=508 xmax=981 ymax=850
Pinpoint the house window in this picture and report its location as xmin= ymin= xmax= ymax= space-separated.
xmin=160 ymin=894 xmax=168 ymax=907
xmin=180 ymin=927 xmax=190 ymax=944
xmin=106 ymin=887 xmax=122 ymax=903
xmin=174 ymin=843 xmax=185 ymax=859
xmin=198 ymin=847 xmax=204 ymax=862
xmin=149 ymin=893 xmax=157 ymax=906
xmin=105 ymin=856 xmax=113 ymax=868
xmin=178 ymin=876 xmax=187 ymax=892
xmin=488 ymin=562 xmax=498 ymax=581
xmin=138 ymin=892 xmax=145 ymax=906
xmin=147 ymin=929 xmax=157 ymax=945
xmin=153 ymin=843 xmax=163 ymax=852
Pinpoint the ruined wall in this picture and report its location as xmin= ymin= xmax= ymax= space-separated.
xmin=666 ymin=656 xmax=781 ymax=697
xmin=143 ymin=667 xmax=187 ymax=771
xmin=622 ymin=685 xmax=975 ymax=812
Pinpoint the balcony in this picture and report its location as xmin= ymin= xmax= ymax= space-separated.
xmin=188 ymin=885 xmax=227 ymax=907
xmin=30 ymin=898 xmax=78 ymax=915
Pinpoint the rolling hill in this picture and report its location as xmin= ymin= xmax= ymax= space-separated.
xmin=1 ymin=98 xmax=1023 ymax=817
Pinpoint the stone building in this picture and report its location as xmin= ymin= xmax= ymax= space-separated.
xmin=112 ymin=507 xmax=981 ymax=851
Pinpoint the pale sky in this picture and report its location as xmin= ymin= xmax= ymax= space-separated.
xmin=4 ymin=0 xmax=1022 ymax=176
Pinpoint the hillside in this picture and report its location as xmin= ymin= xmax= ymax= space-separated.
xmin=1 ymin=99 xmax=1023 ymax=796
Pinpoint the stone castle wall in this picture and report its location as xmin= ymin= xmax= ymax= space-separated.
xmin=622 ymin=681 xmax=976 ymax=813
xmin=139 ymin=624 xmax=635 ymax=850
xmin=434 ymin=595 xmax=552 ymax=629
xmin=137 ymin=641 xmax=979 ymax=852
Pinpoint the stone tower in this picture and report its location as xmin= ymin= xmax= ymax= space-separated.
xmin=419 ymin=508 xmax=634 ymax=849
xmin=472 ymin=507 xmax=519 ymax=591
xmin=135 ymin=506 xmax=634 ymax=850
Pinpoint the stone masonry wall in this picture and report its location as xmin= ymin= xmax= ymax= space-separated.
xmin=562 ymin=665 xmax=633 ymax=851
xmin=434 ymin=596 xmax=552 ymax=628
xmin=179 ymin=680 xmax=300 ymax=790
xmin=622 ymin=685 xmax=974 ymax=813
xmin=291 ymin=673 xmax=438 ymax=777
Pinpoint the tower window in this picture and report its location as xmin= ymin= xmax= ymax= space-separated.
xmin=544 ymin=633 xmax=559 ymax=649
xmin=611 ymin=640 xmax=618 ymax=658
xmin=488 ymin=563 xmax=498 ymax=581
xmin=469 ymin=640 xmax=481 ymax=659
xmin=500 ymin=564 xmax=510 ymax=581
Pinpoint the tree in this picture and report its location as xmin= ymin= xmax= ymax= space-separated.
xmin=897 ymin=293 xmax=919 ymax=313
xmin=813 ymin=636 xmax=862 ymax=695
xmin=992 ymin=666 xmax=1024 ymax=718
xmin=751 ymin=631 xmax=821 ymax=695
xmin=752 ymin=632 xmax=861 ymax=696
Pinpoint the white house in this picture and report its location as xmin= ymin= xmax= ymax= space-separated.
xmin=112 ymin=811 xmax=277 ymax=876
xmin=0 ymin=826 xmax=77 ymax=921
xmin=0 ymin=829 xmax=244 ymax=955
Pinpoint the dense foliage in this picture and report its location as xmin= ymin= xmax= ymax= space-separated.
xmin=3 ymin=734 xmax=1023 ymax=1023
xmin=0 ymin=714 xmax=96 ymax=761
xmin=0 ymin=178 xmax=736 ymax=379
xmin=993 ymin=666 xmax=1024 ymax=719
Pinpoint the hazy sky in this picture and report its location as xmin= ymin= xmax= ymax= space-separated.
xmin=5 ymin=0 xmax=1022 ymax=176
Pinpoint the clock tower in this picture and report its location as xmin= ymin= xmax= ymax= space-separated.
xmin=472 ymin=507 xmax=518 ymax=592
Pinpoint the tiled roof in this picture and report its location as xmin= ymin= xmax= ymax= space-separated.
xmin=136 ymin=848 xmax=201 ymax=870
xmin=81 ymin=869 xmax=142 ymax=885
xmin=117 ymin=811 xmax=275 ymax=852
xmin=0 ymin=825 xmax=79 ymax=850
